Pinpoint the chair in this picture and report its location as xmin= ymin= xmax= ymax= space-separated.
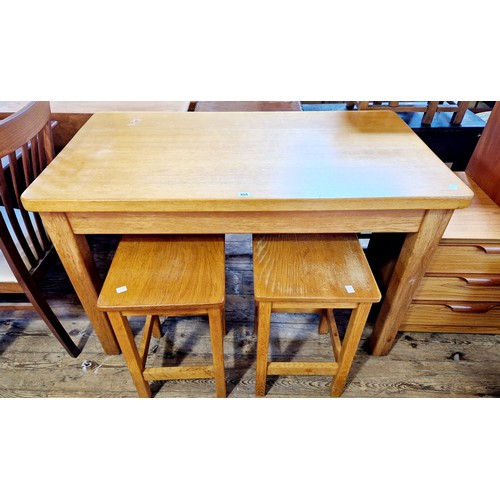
xmin=194 ymin=101 xmax=302 ymax=112
xmin=97 ymin=235 xmax=227 ymax=397
xmin=253 ymin=234 xmax=381 ymax=396
xmin=0 ymin=101 xmax=80 ymax=357
xmin=345 ymin=101 xmax=469 ymax=125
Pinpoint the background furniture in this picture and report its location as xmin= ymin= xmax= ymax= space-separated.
xmin=303 ymin=101 xmax=487 ymax=170
xmin=401 ymin=109 xmax=486 ymax=170
xmin=400 ymin=173 xmax=500 ymax=334
xmin=466 ymin=103 xmax=500 ymax=205
xmin=20 ymin=111 xmax=473 ymax=356
xmin=346 ymin=101 xmax=469 ymax=125
xmin=0 ymin=101 xmax=80 ymax=357
xmin=97 ymin=235 xmax=227 ymax=397
xmin=0 ymin=101 xmax=190 ymax=152
xmin=368 ymin=102 xmax=500 ymax=337
xmin=253 ymin=234 xmax=381 ymax=397
xmin=193 ymin=101 xmax=302 ymax=111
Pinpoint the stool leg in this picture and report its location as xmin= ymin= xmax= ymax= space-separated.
xmin=150 ymin=315 xmax=162 ymax=339
xmin=208 ymin=307 xmax=227 ymax=398
xmin=255 ymin=302 xmax=272 ymax=397
xmin=108 ymin=311 xmax=151 ymax=398
xmin=326 ymin=309 xmax=342 ymax=361
xmin=331 ymin=303 xmax=371 ymax=397
xmin=318 ymin=310 xmax=329 ymax=334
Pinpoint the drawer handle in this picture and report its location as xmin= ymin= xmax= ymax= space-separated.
xmin=446 ymin=304 xmax=496 ymax=313
xmin=477 ymin=245 xmax=500 ymax=254
xmin=462 ymin=276 xmax=500 ymax=286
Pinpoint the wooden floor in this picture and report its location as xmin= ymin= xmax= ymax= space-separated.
xmin=0 ymin=234 xmax=498 ymax=398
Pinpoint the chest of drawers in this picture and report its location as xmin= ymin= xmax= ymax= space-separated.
xmin=399 ymin=172 xmax=500 ymax=334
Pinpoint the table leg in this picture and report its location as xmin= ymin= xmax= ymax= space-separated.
xmin=41 ymin=213 xmax=121 ymax=355
xmin=369 ymin=209 xmax=453 ymax=356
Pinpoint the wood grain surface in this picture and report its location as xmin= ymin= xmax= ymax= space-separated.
xmin=253 ymin=234 xmax=380 ymax=303
xmin=442 ymin=172 xmax=500 ymax=241
xmin=98 ymin=235 xmax=225 ymax=311
xmin=22 ymin=111 xmax=473 ymax=213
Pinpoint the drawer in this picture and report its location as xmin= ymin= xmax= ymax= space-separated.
xmin=427 ymin=244 xmax=500 ymax=275
xmin=414 ymin=275 xmax=500 ymax=302
xmin=401 ymin=302 xmax=500 ymax=334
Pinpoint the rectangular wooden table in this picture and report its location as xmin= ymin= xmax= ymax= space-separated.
xmin=21 ymin=111 xmax=474 ymax=356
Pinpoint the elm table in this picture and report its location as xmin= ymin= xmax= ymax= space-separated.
xmin=21 ymin=111 xmax=474 ymax=356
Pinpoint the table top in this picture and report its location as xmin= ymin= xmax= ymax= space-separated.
xmin=21 ymin=110 xmax=473 ymax=213
xmin=0 ymin=101 xmax=190 ymax=114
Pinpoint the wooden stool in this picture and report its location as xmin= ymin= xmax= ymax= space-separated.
xmin=97 ymin=235 xmax=226 ymax=398
xmin=253 ymin=234 xmax=381 ymax=397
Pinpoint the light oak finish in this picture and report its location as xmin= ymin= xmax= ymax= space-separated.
xmin=65 ymin=209 xmax=425 ymax=234
xmin=400 ymin=303 xmax=500 ymax=334
xmin=404 ymin=169 xmax=500 ymax=335
xmin=98 ymin=235 xmax=225 ymax=311
xmin=369 ymin=209 xmax=454 ymax=355
xmin=426 ymin=243 xmax=500 ymax=274
xmin=0 ymin=101 xmax=190 ymax=151
xmin=372 ymin=173 xmax=500 ymax=337
xmin=253 ymin=234 xmax=381 ymax=397
xmin=97 ymin=235 xmax=226 ymax=397
xmin=441 ymin=172 xmax=500 ymax=241
xmin=41 ymin=212 xmax=120 ymax=354
xmin=20 ymin=111 xmax=473 ymax=355
xmin=414 ymin=276 xmax=500 ymax=302
xmin=254 ymin=234 xmax=381 ymax=304
xmin=21 ymin=111 xmax=473 ymax=213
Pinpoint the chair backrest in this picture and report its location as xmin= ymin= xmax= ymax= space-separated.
xmin=0 ymin=101 xmax=53 ymax=278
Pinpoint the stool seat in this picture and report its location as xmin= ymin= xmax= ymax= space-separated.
xmin=97 ymin=235 xmax=226 ymax=398
xmin=253 ymin=234 xmax=380 ymax=304
xmin=98 ymin=235 xmax=225 ymax=312
xmin=253 ymin=233 xmax=381 ymax=397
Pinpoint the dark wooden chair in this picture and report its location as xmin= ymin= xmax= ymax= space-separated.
xmin=0 ymin=101 xmax=80 ymax=357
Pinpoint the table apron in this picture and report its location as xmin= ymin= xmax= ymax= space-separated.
xmin=64 ymin=209 xmax=425 ymax=234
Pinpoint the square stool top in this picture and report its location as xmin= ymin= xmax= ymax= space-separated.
xmin=253 ymin=234 xmax=381 ymax=304
xmin=97 ymin=235 xmax=225 ymax=312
